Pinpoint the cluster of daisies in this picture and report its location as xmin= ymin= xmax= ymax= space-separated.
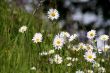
xmin=18 ymin=8 xmax=110 ymax=73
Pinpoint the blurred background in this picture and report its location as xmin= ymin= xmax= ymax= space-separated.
xmin=7 ymin=0 xmax=110 ymax=44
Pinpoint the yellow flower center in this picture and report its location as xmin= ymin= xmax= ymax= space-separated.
xmin=56 ymin=40 xmax=61 ymax=45
xmin=51 ymin=12 xmax=55 ymax=17
xmin=90 ymin=33 xmax=94 ymax=36
xmin=36 ymin=38 xmax=40 ymax=42
xmin=88 ymin=55 xmax=93 ymax=59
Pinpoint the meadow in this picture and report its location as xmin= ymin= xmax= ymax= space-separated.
xmin=0 ymin=0 xmax=110 ymax=73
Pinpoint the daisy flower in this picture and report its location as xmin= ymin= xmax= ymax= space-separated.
xmin=54 ymin=54 xmax=63 ymax=64
xmin=69 ymin=34 xmax=78 ymax=42
xmin=19 ymin=25 xmax=27 ymax=33
xmin=60 ymin=31 xmax=70 ymax=38
xmin=32 ymin=33 xmax=43 ymax=43
xmin=87 ymin=70 xmax=93 ymax=73
xmin=78 ymin=43 xmax=87 ymax=50
xmin=84 ymin=51 xmax=96 ymax=62
xmin=99 ymin=34 xmax=109 ymax=41
xmin=47 ymin=8 xmax=59 ymax=20
xmin=85 ymin=44 xmax=93 ymax=51
xmin=103 ymin=45 xmax=110 ymax=52
xmin=53 ymin=34 xmax=65 ymax=50
xmin=87 ymin=30 xmax=96 ymax=39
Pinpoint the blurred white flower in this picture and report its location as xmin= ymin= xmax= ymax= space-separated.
xmin=71 ymin=46 xmax=80 ymax=51
xmin=30 ymin=66 xmax=36 ymax=70
xmin=84 ymin=51 xmax=96 ymax=62
xmin=102 ymin=45 xmax=110 ymax=52
xmin=49 ymin=58 xmax=54 ymax=64
xmin=48 ymin=49 xmax=55 ymax=54
xmin=99 ymin=35 xmax=109 ymax=41
xmin=60 ymin=31 xmax=70 ymax=38
xmin=69 ymin=34 xmax=78 ymax=42
xmin=54 ymin=54 xmax=63 ymax=64
xmin=87 ymin=70 xmax=93 ymax=73
xmin=93 ymin=62 xmax=100 ymax=68
xmin=47 ymin=8 xmax=59 ymax=20
xmin=78 ymin=43 xmax=87 ymax=50
xmin=19 ymin=25 xmax=27 ymax=33
xmin=72 ymin=58 xmax=78 ymax=62
xmin=98 ymin=67 xmax=106 ymax=73
xmin=39 ymin=51 xmax=48 ymax=56
xmin=75 ymin=70 xmax=84 ymax=73
xmin=66 ymin=57 xmax=72 ymax=60
xmin=32 ymin=33 xmax=43 ymax=43
xmin=53 ymin=35 xmax=65 ymax=50
xmin=87 ymin=30 xmax=96 ymax=39
xmin=67 ymin=62 xmax=72 ymax=66
xmin=85 ymin=44 xmax=93 ymax=51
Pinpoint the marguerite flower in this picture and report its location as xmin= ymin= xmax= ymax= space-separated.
xmin=85 ymin=44 xmax=93 ymax=51
xmin=87 ymin=30 xmax=96 ymax=39
xmin=32 ymin=33 xmax=43 ymax=43
xmin=54 ymin=54 xmax=63 ymax=64
xmin=84 ymin=51 xmax=96 ymax=62
xmin=19 ymin=25 xmax=27 ymax=33
xmin=47 ymin=8 xmax=59 ymax=20
xmin=103 ymin=45 xmax=110 ymax=52
xmin=60 ymin=31 xmax=70 ymax=38
xmin=53 ymin=35 xmax=65 ymax=50
xmin=99 ymin=34 xmax=109 ymax=41
xmin=69 ymin=34 xmax=78 ymax=42
xmin=78 ymin=43 xmax=87 ymax=50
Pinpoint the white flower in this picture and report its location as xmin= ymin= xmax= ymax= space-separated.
xmin=60 ymin=31 xmax=70 ymax=38
xmin=67 ymin=62 xmax=72 ymax=66
xmin=53 ymin=35 xmax=65 ymax=50
xmin=47 ymin=8 xmax=59 ymax=20
xmin=103 ymin=45 xmax=110 ymax=52
xmin=54 ymin=54 xmax=63 ymax=64
xmin=75 ymin=70 xmax=84 ymax=73
xmin=78 ymin=43 xmax=87 ymax=50
xmin=98 ymin=67 xmax=106 ymax=73
xmin=49 ymin=58 xmax=54 ymax=64
xmin=69 ymin=34 xmax=78 ymax=42
xmin=30 ymin=66 xmax=36 ymax=70
xmin=71 ymin=46 xmax=80 ymax=51
xmin=39 ymin=51 xmax=48 ymax=56
xmin=85 ymin=44 xmax=93 ymax=51
xmin=87 ymin=70 xmax=93 ymax=73
xmin=84 ymin=51 xmax=96 ymax=62
xmin=19 ymin=25 xmax=27 ymax=33
xmin=93 ymin=62 xmax=100 ymax=68
xmin=72 ymin=58 xmax=78 ymax=62
xmin=87 ymin=30 xmax=96 ymax=39
xmin=99 ymin=35 xmax=109 ymax=41
xmin=48 ymin=49 xmax=55 ymax=54
xmin=66 ymin=57 xmax=72 ymax=60
xmin=32 ymin=33 xmax=43 ymax=43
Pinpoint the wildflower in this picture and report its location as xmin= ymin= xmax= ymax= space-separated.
xmin=19 ymin=25 xmax=27 ymax=33
xmin=85 ymin=44 xmax=93 ymax=51
xmin=48 ymin=49 xmax=55 ymax=54
xmin=60 ymin=31 xmax=70 ymax=38
xmin=93 ymin=62 xmax=100 ymax=68
xmin=75 ymin=70 xmax=84 ymax=73
xmin=66 ymin=57 xmax=72 ymax=60
xmin=99 ymin=35 xmax=109 ymax=41
xmin=67 ymin=63 xmax=72 ymax=66
xmin=78 ymin=43 xmax=87 ymax=50
xmin=32 ymin=33 xmax=43 ymax=43
xmin=72 ymin=58 xmax=78 ymax=62
xmin=47 ymin=8 xmax=59 ymax=20
xmin=69 ymin=34 xmax=78 ymax=42
xmin=53 ymin=35 xmax=65 ymax=50
xmin=103 ymin=45 xmax=110 ymax=52
xmin=39 ymin=51 xmax=48 ymax=56
xmin=49 ymin=58 xmax=54 ymax=64
xmin=30 ymin=66 xmax=36 ymax=70
xmin=87 ymin=30 xmax=96 ymax=39
xmin=71 ymin=46 xmax=80 ymax=51
xmin=84 ymin=51 xmax=96 ymax=62
xmin=87 ymin=70 xmax=93 ymax=73
xmin=54 ymin=54 xmax=63 ymax=64
xmin=98 ymin=67 xmax=106 ymax=73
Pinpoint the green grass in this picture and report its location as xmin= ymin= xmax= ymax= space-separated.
xmin=0 ymin=0 xmax=110 ymax=73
